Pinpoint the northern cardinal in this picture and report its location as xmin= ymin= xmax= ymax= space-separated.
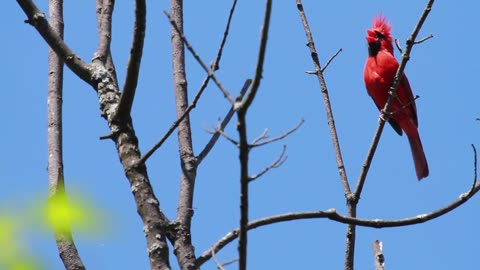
xmin=363 ymin=15 xmax=429 ymax=180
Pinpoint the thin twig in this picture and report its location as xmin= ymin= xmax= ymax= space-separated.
xmin=164 ymin=10 xmax=235 ymax=105
xmin=414 ymin=33 xmax=434 ymax=44
xmin=138 ymin=74 xmax=212 ymax=164
xmin=395 ymin=38 xmax=403 ymax=54
xmin=212 ymin=250 xmax=226 ymax=270
xmin=211 ymin=0 xmax=239 ymax=71
xmin=222 ymin=258 xmax=239 ymax=268
xmin=389 ymin=95 xmax=419 ymax=116
xmin=142 ymin=77 xmax=243 ymax=164
xmin=250 ymin=119 xmax=304 ymax=148
xmin=396 ymin=34 xmax=433 ymax=54
xmin=197 ymin=79 xmax=251 ymax=164
xmin=251 ymin=128 xmax=269 ymax=145
xmin=321 ymin=48 xmax=342 ymax=72
xmin=140 ymin=12 xmax=247 ymax=165
xmin=208 ymin=127 xmax=238 ymax=146
xmin=115 ymin=0 xmax=146 ymax=119
xmin=472 ymin=144 xmax=477 ymax=190
xmin=249 ymin=145 xmax=287 ymax=182
xmin=196 ymin=178 xmax=480 ymax=266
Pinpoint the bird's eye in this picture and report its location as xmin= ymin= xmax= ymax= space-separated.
xmin=375 ymin=31 xmax=385 ymax=40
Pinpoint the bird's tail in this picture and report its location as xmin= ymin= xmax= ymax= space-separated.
xmin=407 ymin=134 xmax=429 ymax=180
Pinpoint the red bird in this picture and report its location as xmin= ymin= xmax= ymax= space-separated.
xmin=363 ymin=15 xmax=429 ymax=180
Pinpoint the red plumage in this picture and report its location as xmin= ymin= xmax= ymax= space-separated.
xmin=363 ymin=15 xmax=429 ymax=180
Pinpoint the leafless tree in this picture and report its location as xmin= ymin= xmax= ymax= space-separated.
xmin=13 ymin=0 xmax=479 ymax=269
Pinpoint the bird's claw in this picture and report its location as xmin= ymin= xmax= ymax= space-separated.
xmin=379 ymin=110 xmax=391 ymax=123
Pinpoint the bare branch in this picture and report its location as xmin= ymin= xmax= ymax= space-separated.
xmin=388 ymin=95 xmax=420 ymax=117
xmin=251 ymin=118 xmax=304 ymax=148
xmin=296 ymin=0 xmax=351 ymax=198
xmin=197 ymin=79 xmax=251 ymax=164
xmin=207 ymin=126 xmax=238 ymax=146
xmin=251 ymin=128 xmax=269 ymax=145
xmin=17 ymin=0 xmax=93 ymax=85
xmin=140 ymin=12 xmax=247 ymax=166
xmin=222 ymin=258 xmax=239 ymax=268
xmin=197 ymin=179 xmax=480 ymax=266
xmin=47 ymin=0 xmax=85 ymax=270
xmin=396 ymin=33 xmax=433 ymax=54
xmin=47 ymin=2 xmax=85 ymax=268
xmin=115 ymin=0 xmax=146 ymax=119
xmin=212 ymin=250 xmax=226 ymax=270
xmin=372 ymin=240 xmax=385 ymax=270
xmin=235 ymin=0 xmax=272 ymax=112
xmin=414 ymin=33 xmax=434 ymax=44
xmin=94 ymin=0 xmax=114 ymax=63
xmin=18 ymin=1 xmax=172 ymax=269
xmin=248 ymin=145 xmax=287 ymax=182
xmin=164 ymin=10 xmax=235 ymax=105
xmin=472 ymin=144 xmax=478 ymax=190
xmin=395 ymin=38 xmax=403 ymax=54
xmin=50 ymin=172 xmax=86 ymax=270
xmin=321 ymin=48 xmax=342 ymax=72
xmin=235 ymin=2 xmax=272 ymax=269
xmin=95 ymin=0 xmax=118 ymax=85
xmin=296 ymin=2 xmax=355 ymax=266
xmin=167 ymin=1 xmax=198 ymax=269
xmin=211 ymin=0 xmax=239 ymax=71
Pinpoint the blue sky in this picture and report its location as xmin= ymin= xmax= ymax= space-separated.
xmin=2 ymin=0 xmax=479 ymax=269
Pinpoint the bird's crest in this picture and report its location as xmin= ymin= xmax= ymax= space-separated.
xmin=372 ymin=15 xmax=393 ymax=43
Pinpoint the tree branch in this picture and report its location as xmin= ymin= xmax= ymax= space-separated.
xmin=295 ymin=0 xmax=351 ymax=199
xmin=296 ymin=1 xmax=355 ymax=268
xmin=248 ymin=145 xmax=287 ymax=182
xmin=17 ymin=0 xmax=93 ymax=85
xmin=164 ymin=10 xmax=235 ymax=105
xmin=167 ymin=1 xmax=198 ymax=269
xmin=235 ymin=0 xmax=272 ymax=112
xmin=18 ymin=1 xmax=172 ymax=269
xmin=211 ymin=0 xmax=239 ymax=71
xmin=196 ymin=79 xmax=251 ymax=164
xmin=471 ymin=144 xmax=477 ymax=189
xmin=94 ymin=64 xmax=173 ymax=270
xmin=235 ymin=1 xmax=272 ymax=269
xmin=115 ymin=0 xmax=146 ymax=119
xmin=372 ymin=240 xmax=385 ymax=270
xmin=139 ymin=2 xmax=243 ymax=165
xmin=196 ymin=178 xmax=480 ymax=266
xmin=94 ymin=0 xmax=114 ymax=64
xmin=95 ymin=0 xmax=118 ymax=85
xmin=47 ymin=1 xmax=85 ymax=269
xmin=321 ymin=48 xmax=342 ymax=73
xmin=250 ymin=118 xmax=304 ymax=148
